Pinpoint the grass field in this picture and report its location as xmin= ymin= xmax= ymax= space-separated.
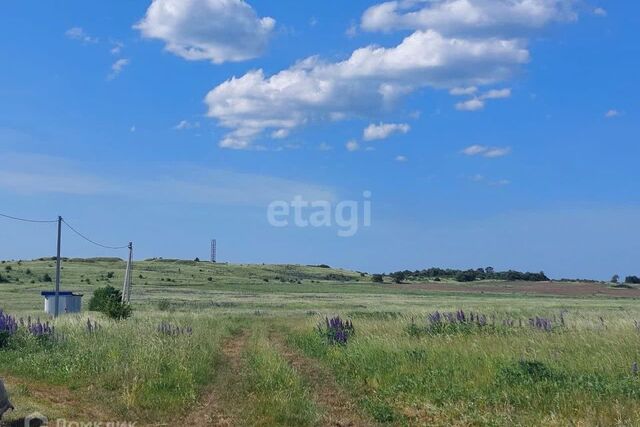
xmin=1 ymin=258 xmax=640 ymax=426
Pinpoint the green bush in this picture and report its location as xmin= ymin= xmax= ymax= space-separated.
xmin=88 ymin=285 xmax=132 ymax=320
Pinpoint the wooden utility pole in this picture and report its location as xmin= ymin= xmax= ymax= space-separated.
xmin=54 ymin=215 xmax=62 ymax=318
xmin=122 ymin=242 xmax=133 ymax=303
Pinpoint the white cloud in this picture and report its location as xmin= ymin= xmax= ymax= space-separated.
xmin=202 ymin=0 xmax=578 ymax=148
xmin=363 ymin=122 xmax=410 ymax=141
xmin=130 ymin=126 xmax=136 ymax=133
xmin=346 ymin=22 xmax=358 ymax=37
xmin=205 ymin=30 xmax=529 ymax=148
xmin=174 ymin=120 xmax=200 ymax=130
xmin=318 ymin=142 xmax=333 ymax=151
xmin=135 ymin=0 xmax=276 ymax=64
xmin=462 ymin=144 xmax=511 ymax=157
xmin=346 ymin=140 xmax=360 ymax=151
xmin=361 ymin=0 xmax=577 ymax=34
xmin=605 ymin=109 xmax=620 ymax=118
xmin=110 ymin=41 xmax=124 ymax=55
xmin=108 ymin=58 xmax=130 ymax=80
xmin=484 ymin=146 xmax=511 ymax=157
xmin=395 ymin=155 xmax=408 ymax=162
xmin=456 ymin=98 xmax=485 ymax=111
xmin=271 ymin=129 xmax=289 ymax=139
xmin=450 ymin=86 xmax=478 ymax=96
xmin=65 ymin=27 xmax=98 ymax=44
xmin=455 ymin=87 xmax=511 ymax=110
xmin=481 ymin=88 xmax=511 ymax=99
xmin=593 ymin=7 xmax=607 ymax=17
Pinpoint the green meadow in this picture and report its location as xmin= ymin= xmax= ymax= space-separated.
xmin=1 ymin=258 xmax=640 ymax=426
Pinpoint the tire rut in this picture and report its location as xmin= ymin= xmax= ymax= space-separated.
xmin=269 ymin=332 xmax=376 ymax=427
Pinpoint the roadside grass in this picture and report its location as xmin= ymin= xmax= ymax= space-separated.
xmin=241 ymin=323 xmax=318 ymax=426
xmin=289 ymin=314 xmax=640 ymax=426
xmin=0 ymin=312 xmax=238 ymax=421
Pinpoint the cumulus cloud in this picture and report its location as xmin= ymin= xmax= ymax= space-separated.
xmin=361 ymin=0 xmax=577 ymax=34
xmin=205 ymin=30 xmax=528 ymax=148
xmin=363 ymin=122 xmax=410 ymax=141
xmin=135 ymin=0 xmax=276 ymax=64
xmin=108 ymin=58 xmax=130 ymax=80
xmin=395 ymin=155 xmax=408 ymax=162
xmin=462 ymin=144 xmax=511 ymax=157
xmin=65 ymin=27 xmax=98 ymax=44
xmin=202 ymin=0 xmax=578 ymax=148
xmin=605 ymin=109 xmax=619 ymax=118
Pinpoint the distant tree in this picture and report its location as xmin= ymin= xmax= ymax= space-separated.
xmin=4 ymin=266 xmax=11 ymax=272
xmin=0 ymin=274 xmax=8 ymax=283
xmin=371 ymin=274 xmax=384 ymax=283
xmin=194 ymin=257 xmax=200 ymax=262
xmin=625 ymin=276 xmax=640 ymax=285
xmin=455 ymin=270 xmax=478 ymax=282
xmin=611 ymin=274 xmax=620 ymax=284
xmin=391 ymin=272 xmax=406 ymax=284
xmin=42 ymin=273 xmax=52 ymax=282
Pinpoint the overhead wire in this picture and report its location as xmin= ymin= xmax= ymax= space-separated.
xmin=61 ymin=218 xmax=129 ymax=250
xmin=0 ymin=212 xmax=58 ymax=223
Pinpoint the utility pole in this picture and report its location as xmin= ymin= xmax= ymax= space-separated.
xmin=122 ymin=242 xmax=133 ymax=303
xmin=54 ymin=215 xmax=62 ymax=318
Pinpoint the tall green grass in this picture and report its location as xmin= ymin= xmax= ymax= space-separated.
xmin=0 ymin=313 xmax=236 ymax=420
xmin=289 ymin=313 xmax=640 ymax=426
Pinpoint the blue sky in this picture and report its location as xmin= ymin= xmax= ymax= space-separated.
xmin=0 ymin=0 xmax=638 ymax=279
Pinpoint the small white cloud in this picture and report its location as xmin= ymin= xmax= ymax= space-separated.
xmin=318 ymin=142 xmax=332 ymax=151
xmin=395 ymin=155 xmax=408 ymax=162
xmin=346 ymin=140 xmax=360 ymax=152
xmin=309 ymin=17 xmax=318 ymax=27
xmin=108 ymin=58 xmax=130 ymax=80
xmin=271 ymin=129 xmax=289 ymax=139
xmin=346 ymin=22 xmax=358 ymax=37
xmin=594 ymin=7 xmax=607 ymax=17
xmin=492 ymin=179 xmax=511 ymax=186
xmin=65 ymin=27 xmax=98 ymax=44
xmin=450 ymin=86 xmax=478 ymax=96
xmin=484 ymin=147 xmax=511 ymax=158
xmin=455 ymin=88 xmax=511 ymax=111
xmin=470 ymin=174 xmax=485 ymax=182
xmin=363 ymin=122 xmax=410 ymax=141
xmin=462 ymin=145 xmax=511 ymax=158
xmin=130 ymin=126 xmax=136 ymax=133
xmin=605 ymin=109 xmax=620 ymax=118
xmin=174 ymin=120 xmax=201 ymax=130
xmin=462 ymin=145 xmax=488 ymax=156
xmin=456 ymin=98 xmax=485 ymax=111
xmin=135 ymin=0 xmax=276 ymax=64
xmin=110 ymin=41 xmax=124 ymax=55
xmin=481 ymin=88 xmax=511 ymax=99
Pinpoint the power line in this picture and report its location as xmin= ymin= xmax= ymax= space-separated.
xmin=61 ymin=218 xmax=129 ymax=250
xmin=0 ymin=212 xmax=58 ymax=223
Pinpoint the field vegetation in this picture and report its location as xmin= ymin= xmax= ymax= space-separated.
xmin=1 ymin=258 xmax=640 ymax=426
